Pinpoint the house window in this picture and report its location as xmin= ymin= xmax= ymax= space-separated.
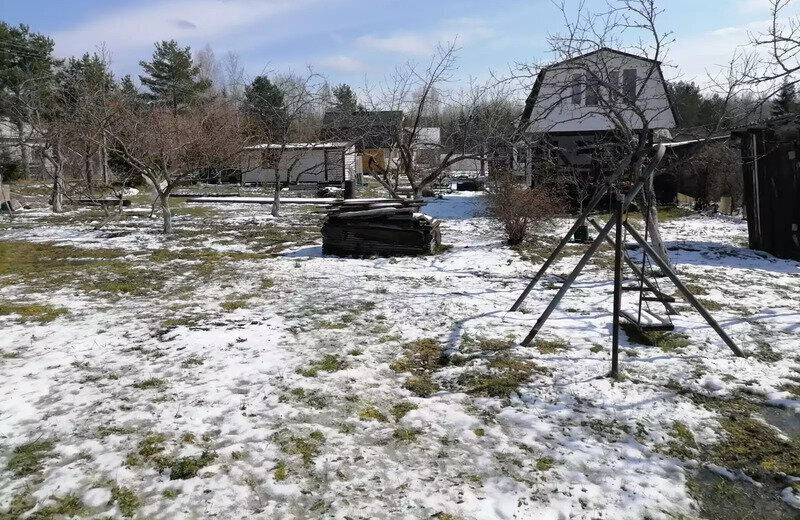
xmin=623 ymin=68 xmax=637 ymax=100
xmin=585 ymin=78 xmax=599 ymax=106
xmin=571 ymin=75 xmax=582 ymax=105
xmin=609 ymin=71 xmax=619 ymax=101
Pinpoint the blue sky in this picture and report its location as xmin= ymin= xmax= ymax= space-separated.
xmin=1 ymin=0 xmax=792 ymax=99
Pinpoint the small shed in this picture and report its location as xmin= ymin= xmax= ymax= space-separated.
xmin=732 ymin=117 xmax=800 ymax=260
xmin=240 ymin=142 xmax=360 ymax=186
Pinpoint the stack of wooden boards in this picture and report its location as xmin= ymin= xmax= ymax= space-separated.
xmin=322 ymin=199 xmax=441 ymax=257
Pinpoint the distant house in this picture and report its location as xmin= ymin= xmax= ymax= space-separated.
xmin=518 ymin=48 xmax=677 ymax=185
xmin=239 ymin=142 xmax=360 ymax=186
xmin=0 ymin=117 xmax=50 ymax=178
xmin=410 ymin=127 xmax=441 ymax=170
xmin=321 ymin=110 xmax=404 ymax=173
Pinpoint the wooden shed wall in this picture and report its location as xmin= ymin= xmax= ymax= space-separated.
xmin=739 ymin=129 xmax=800 ymax=260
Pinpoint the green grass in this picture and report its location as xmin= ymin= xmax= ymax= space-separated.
xmin=111 ymin=486 xmax=140 ymax=518
xmin=166 ymin=451 xmax=217 ymax=480
xmin=132 ymin=378 xmax=166 ymax=390
xmin=358 ymin=406 xmax=388 ymax=422
xmin=6 ymin=440 xmax=55 ymax=477
xmin=298 ymin=354 xmax=346 ymax=377
xmin=712 ymin=414 xmax=800 ymax=478
xmin=220 ymin=300 xmax=248 ymax=311
xmin=274 ymin=461 xmax=288 ymax=481
xmin=457 ymin=357 xmax=542 ymax=397
xmin=274 ymin=430 xmax=326 ymax=468
xmin=391 ymin=402 xmax=418 ymax=421
xmin=533 ymin=337 xmax=569 ymax=354
xmin=393 ymin=427 xmax=422 ymax=442
xmin=536 ymin=457 xmax=555 ymax=471
xmin=390 ymin=339 xmax=448 ymax=374
xmin=621 ymin=324 xmax=690 ymax=352
xmin=403 ymin=373 xmax=439 ymax=397
xmin=0 ymin=303 xmax=67 ymax=323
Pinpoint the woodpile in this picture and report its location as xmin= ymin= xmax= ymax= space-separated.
xmin=322 ymin=199 xmax=441 ymax=257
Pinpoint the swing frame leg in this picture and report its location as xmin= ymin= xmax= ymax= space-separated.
xmin=509 ymin=156 xmax=632 ymax=312
xmin=623 ymin=221 xmax=745 ymax=358
xmin=611 ymin=197 xmax=624 ymax=378
xmin=588 ymin=218 xmax=678 ymax=315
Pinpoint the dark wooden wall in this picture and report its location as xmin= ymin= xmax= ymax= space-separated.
xmin=739 ymin=128 xmax=800 ymax=261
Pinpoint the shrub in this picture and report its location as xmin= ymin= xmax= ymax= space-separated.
xmin=486 ymin=173 xmax=559 ymax=245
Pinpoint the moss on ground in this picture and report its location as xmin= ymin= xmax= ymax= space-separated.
xmin=111 ymin=486 xmax=140 ymax=517
xmin=390 ymin=339 xmax=448 ymax=374
xmin=273 ymin=430 xmax=326 ymax=468
xmin=621 ymin=323 xmax=690 ymax=352
xmin=403 ymin=374 xmax=440 ymax=397
xmin=533 ymin=337 xmax=569 ymax=354
xmin=358 ymin=406 xmax=388 ymax=422
xmin=0 ymin=303 xmax=67 ymax=323
xmin=391 ymin=402 xmax=418 ymax=421
xmin=457 ymin=357 xmax=543 ymax=398
xmin=6 ymin=440 xmax=55 ymax=477
xmin=298 ymin=354 xmax=346 ymax=377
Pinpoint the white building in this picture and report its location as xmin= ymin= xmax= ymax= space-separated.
xmin=519 ymin=48 xmax=676 ymax=182
xmin=240 ymin=142 xmax=361 ymax=186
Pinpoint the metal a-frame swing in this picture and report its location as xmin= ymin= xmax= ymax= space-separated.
xmin=510 ymin=144 xmax=745 ymax=377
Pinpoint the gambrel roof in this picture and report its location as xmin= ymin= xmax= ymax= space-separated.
xmin=520 ymin=47 xmax=678 ymax=132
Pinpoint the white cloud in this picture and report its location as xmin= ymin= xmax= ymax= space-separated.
xmin=318 ymin=55 xmax=366 ymax=72
xmin=51 ymin=0 xmax=325 ymax=58
xmin=668 ymin=20 xmax=770 ymax=85
xmin=356 ymin=17 xmax=495 ymax=56
xmin=357 ymin=33 xmax=432 ymax=55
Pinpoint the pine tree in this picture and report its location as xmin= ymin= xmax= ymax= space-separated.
xmin=771 ymin=80 xmax=797 ymax=117
xmin=332 ymin=83 xmax=361 ymax=113
xmin=0 ymin=22 xmax=58 ymax=176
xmin=243 ymin=76 xmax=286 ymax=138
xmin=139 ymin=40 xmax=210 ymax=115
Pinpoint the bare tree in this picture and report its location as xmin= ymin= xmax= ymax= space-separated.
xmin=107 ymin=98 xmax=244 ymax=232
xmin=243 ymin=69 xmax=327 ymax=216
xmin=515 ymin=0 xmax=679 ymax=265
xmin=361 ymin=42 xmax=513 ymax=198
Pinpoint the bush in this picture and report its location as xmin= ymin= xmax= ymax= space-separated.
xmin=486 ymin=172 xmax=559 ymax=245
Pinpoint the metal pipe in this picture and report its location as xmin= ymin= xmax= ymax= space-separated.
xmin=623 ymin=221 xmax=745 ymax=358
xmin=517 ymin=169 xmax=654 ymax=347
xmin=520 ymin=212 xmax=618 ymax=346
xmin=588 ymin=218 xmax=677 ymax=314
xmin=509 ymin=156 xmax=632 ymax=311
xmin=611 ymin=197 xmax=623 ymax=377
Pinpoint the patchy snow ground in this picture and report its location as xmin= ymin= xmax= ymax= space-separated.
xmin=0 ymin=192 xmax=798 ymax=519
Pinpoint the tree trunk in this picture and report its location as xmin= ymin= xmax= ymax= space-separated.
xmin=85 ymin=151 xmax=94 ymax=188
xmin=160 ymin=194 xmax=173 ymax=233
xmin=101 ymin=134 xmax=110 ymax=185
xmin=412 ymin=186 xmax=423 ymax=199
xmin=16 ymin=119 xmax=30 ymax=178
xmin=271 ymin=181 xmax=281 ymax=217
xmin=52 ymin=165 xmax=64 ymax=213
xmin=643 ymin=175 xmax=671 ymax=269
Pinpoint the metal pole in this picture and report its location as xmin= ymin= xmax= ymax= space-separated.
xmin=611 ymin=196 xmax=624 ymax=378
xmin=520 ymin=212 xmax=618 ymax=347
xmin=622 ymin=221 xmax=746 ymax=357
xmin=509 ymin=156 xmax=632 ymax=311
xmin=517 ymin=169 xmax=654 ymax=347
xmin=588 ymin=218 xmax=677 ymax=315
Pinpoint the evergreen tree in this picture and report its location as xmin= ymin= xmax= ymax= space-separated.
xmin=117 ymin=75 xmax=139 ymax=99
xmin=771 ymin=80 xmax=797 ymax=117
xmin=332 ymin=83 xmax=361 ymax=113
xmin=138 ymin=40 xmax=210 ymax=115
xmin=0 ymin=22 xmax=58 ymax=175
xmin=243 ymin=75 xmax=286 ymax=138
